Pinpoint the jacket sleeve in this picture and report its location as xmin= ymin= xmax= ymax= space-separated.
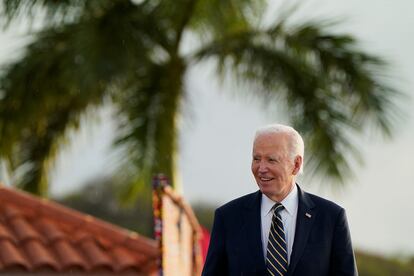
xmin=202 ymin=208 xmax=228 ymax=276
xmin=330 ymin=208 xmax=358 ymax=276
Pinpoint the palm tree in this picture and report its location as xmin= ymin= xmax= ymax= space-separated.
xmin=0 ymin=0 xmax=401 ymax=200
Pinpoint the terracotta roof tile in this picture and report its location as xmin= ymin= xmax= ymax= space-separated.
xmin=23 ymin=239 xmax=60 ymax=270
xmin=2 ymin=204 xmax=22 ymax=220
xmin=9 ymin=217 xmax=43 ymax=243
xmin=80 ymin=239 xmax=113 ymax=268
xmin=0 ymin=224 xmax=14 ymax=241
xmin=0 ymin=239 xmax=30 ymax=270
xmin=34 ymin=219 xmax=65 ymax=242
xmin=51 ymin=239 xmax=88 ymax=270
xmin=111 ymin=246 xmax=143 ymax=272
xmin=0 ymin=185 xmax=158 ymax=274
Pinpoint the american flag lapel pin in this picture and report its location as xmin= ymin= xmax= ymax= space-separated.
xmin=305 ymin=213 xmax=312 ymax=218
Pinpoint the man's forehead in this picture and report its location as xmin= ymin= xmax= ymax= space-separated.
xmin=254 ymin=132 xmax=289 ymax=145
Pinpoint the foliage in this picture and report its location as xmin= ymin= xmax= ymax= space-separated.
xmin=57 ymin=175 xmax=216 ymax=237
xmin=57 ymin=176 xmax=154 ymax=237
xmin=356 ymin=251 xmax=414 ymax=276
xmin=191 ymin=203 xmax=217 ymax=231
xmin=0 ymin=0 xmax=402 ymax=199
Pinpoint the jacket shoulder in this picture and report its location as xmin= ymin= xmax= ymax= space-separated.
xmin=303 ymin=190 xmax=345 ymax=215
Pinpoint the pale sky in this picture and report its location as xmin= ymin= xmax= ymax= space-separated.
xmin=1 ymin=0 xmax=414 ymax=256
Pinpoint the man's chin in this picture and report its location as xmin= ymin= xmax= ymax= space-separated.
xmin=258 ymin=184 xmax=275 ymax=195
xmin=258 ymin=181 xmax=274 ymax=190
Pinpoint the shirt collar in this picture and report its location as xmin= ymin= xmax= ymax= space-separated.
xmin=281 ymin=184 xmax=298 ymax=217
xmin=261 ymin=193 xmax=275 ymax=217
xmin=261 ymin=184 xmax=298 ymax=217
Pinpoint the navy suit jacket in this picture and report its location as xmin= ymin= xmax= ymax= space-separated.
xmin=202 ymin=185 xmax=357 ymax=276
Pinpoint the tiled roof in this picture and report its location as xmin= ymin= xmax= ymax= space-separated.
xmin=0 ymin=185 xmax=158 ymax=275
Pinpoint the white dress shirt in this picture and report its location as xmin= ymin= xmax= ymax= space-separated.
xmin=260 ymin=184 xmax=298 ymax=264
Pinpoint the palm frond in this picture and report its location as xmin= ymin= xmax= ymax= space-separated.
xmin=1 ymin=0 xmax=83 ymax=28
xmin=0 ymin=0 xmax=163 ymax=193
xmin=0 ymin=0 xmax=145 ymax=28
xmin=113 ymin=57 xmax=186 ymax=203
xmin=9 ymin=105 xmax=86 ymax=195
xmin=190 ymin=0 xmax=260 ymax=35
xmin=193 ymin=18 xmax=402 ymax=183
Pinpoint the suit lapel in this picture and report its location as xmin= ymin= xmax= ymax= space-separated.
xmin=288 ymin=185 xmax=316 ymax=275
xmin=241 ymin=191 xmax=266 ymax=272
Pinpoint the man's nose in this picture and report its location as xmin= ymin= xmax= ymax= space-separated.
xmin=257 ymin=162 xmax=268 ymax=172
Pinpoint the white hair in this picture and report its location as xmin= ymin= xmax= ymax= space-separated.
xmin=254 ymin=123 xmax=305 ymax=173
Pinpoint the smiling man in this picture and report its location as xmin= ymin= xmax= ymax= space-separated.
xmin=202 ymin=124 xmax=358 ymax=276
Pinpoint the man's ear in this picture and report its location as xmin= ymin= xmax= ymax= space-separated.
xmin=292 ymin=155 xmax=302 ymax=175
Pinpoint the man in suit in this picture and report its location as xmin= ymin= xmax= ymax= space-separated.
xmin=202 ymin=124 xmax=357 ymax=276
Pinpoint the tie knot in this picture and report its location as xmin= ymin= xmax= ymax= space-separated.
xmin=273 ymin=203 xmax=284 ymax=214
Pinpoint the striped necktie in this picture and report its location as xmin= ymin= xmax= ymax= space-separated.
xmin=266 ymin=203 xmax=288 ymax=276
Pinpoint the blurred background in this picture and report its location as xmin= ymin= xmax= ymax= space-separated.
xmin=1 ymin=0 xmax=413 ymax=274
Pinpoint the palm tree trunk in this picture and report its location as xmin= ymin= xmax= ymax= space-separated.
xmin=153 ymin=56 xmax=186 ymax=187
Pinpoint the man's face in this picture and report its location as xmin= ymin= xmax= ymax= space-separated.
xmin=251 ymin=132 xmax=301 ymax=202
